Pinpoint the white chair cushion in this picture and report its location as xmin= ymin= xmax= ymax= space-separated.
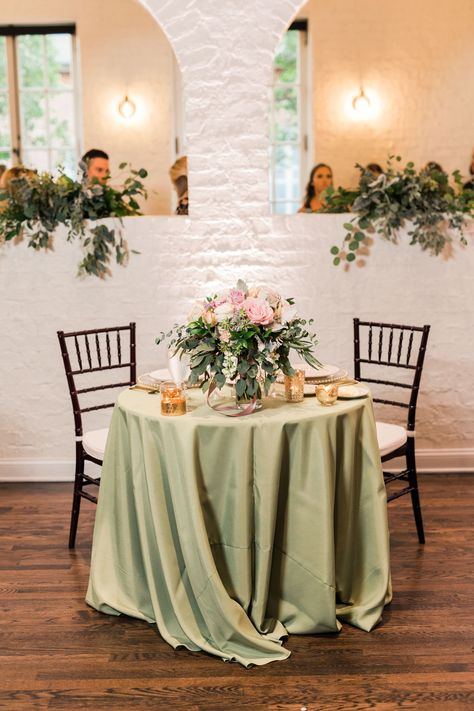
xmin=83 ymin=428 xmax=109 ymax=461
xmin=376 ymin=421 xmax=407 ymax=458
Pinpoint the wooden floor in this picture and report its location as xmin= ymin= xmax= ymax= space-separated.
xmin=1 ymin=474 xmax=473 ymax=711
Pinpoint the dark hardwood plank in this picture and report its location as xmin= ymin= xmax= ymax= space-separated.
xmin=0 ymin=474 xmax=473 ymax=710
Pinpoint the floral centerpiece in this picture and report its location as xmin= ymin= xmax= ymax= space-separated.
xmin=156 ymin=279 xmax=319 ymax=404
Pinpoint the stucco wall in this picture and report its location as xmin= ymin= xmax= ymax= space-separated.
xmin=297 ymin=0 xmax=474 ymax=190
xmin=1 ymin=0 xmax=178 ymax=215
xmin=0 ymin=0 xmax=473 ymax=479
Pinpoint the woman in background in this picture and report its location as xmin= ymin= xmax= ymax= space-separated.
xmin=169 ymin=156 xmax=188 ymax=215
xmin=0 ymin=166 xmax=37 ymax=212
xmin=299 ymin=163 xmax=333 ymax=212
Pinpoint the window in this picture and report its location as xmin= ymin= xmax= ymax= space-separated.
xmin=0 ymin=25 xmax=79 ymax=176
xmin=270 ymin=21 xmax=310 ymax=215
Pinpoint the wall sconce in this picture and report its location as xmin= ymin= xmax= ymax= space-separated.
xmin=118 ymin=95 xmax=136 ymax=119
xmin=352 ymin=88 xmax=371 ymax=118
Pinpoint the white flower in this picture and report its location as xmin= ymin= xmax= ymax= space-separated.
xmin=188 ymin=300 xmax=205 ymax=322
xmin=281 ymin=303 xmax=297 ymax=324
xmin=214 ymin=301 xmax=235 ymax=323
xmin=222 ymin=354 xmax=238 ymax=379
xmin=248 ymin=285 xmax=281 ymax=307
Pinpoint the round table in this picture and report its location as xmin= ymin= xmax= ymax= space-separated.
xmin=86 ymin=388 xmax=391 ymax=667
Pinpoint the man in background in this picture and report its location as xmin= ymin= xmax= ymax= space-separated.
xmin=81 ymin=149 xmax=109 ymax=184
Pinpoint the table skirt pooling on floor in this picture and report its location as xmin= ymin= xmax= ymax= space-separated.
xmin=86 ymin=389 xmax=392 ymax=667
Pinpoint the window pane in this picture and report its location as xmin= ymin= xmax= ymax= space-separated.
xmin=49 ymin=92 xmax=75 ymax=146
xmin=273 ymin=86 xmax=298 ymax=142
xmin=46 ymin=34 xmax=73 ymax=88
xmin=22 ymin=148 xmax=48 ymax=173
xmin=0 ymin=37 xmax=7 ymax=89
xmin=273 ymin=30 xmax=298 ymax=84
xmin=273 ymin=201 xmax=299 ymax=215
xmin=18 ymin=35 xmax=46 ymax=88
xmin=274 ymin=144 xmax=300 ymax=202
xmin=20 ymin=92 xmax=47 ymax=147
xmin=51 ymin=147 xmax=76 ymax=176
xmin=0 ymin=92 xmax=11 ymax=149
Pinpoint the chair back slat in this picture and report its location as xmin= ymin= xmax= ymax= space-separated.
xmin=406 ymin=330 xmax=414 ymax=365
xmin=106 ymin=333 xmax=111 ymax=366
xmin=358 ymin=358 xmax=415 ymax=370
xmin=95 ymin=333 xmax=102 ymax=368
xmin=361 ymin=376 xmax=412 ymax=390
xmin=117 ymin=331 xmax=122 ymax=364
xmin=58 ymin=322 xmax=136 ymax=437
xmin=353 ymin=318 xmax=430 ymax=431
xmin=76 ymin=380 xmax=132 ymax=394
xmin=85 ymin=334 xmax=92 ymax=369
xmin=372 ymin=397 xmax=408 ymax=409
xmin=81 ymin=403 xmax=117 ymax=413
xmin=387 ymin=328 xmax=394 ymax=362
xmin=74 ymin=335 xmax=83 ymax=371
xmin=396 ymin=330 xmax=404 ymax=364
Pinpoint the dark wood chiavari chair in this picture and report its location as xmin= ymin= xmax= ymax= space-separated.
xmin=353 ymin=318 xmax=430 ymax=543
xmin=57 ymin=323 xmax=136 ymax=548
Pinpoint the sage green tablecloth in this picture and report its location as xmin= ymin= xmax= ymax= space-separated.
xmin=86 ymin=389 xmax=391 ymax=667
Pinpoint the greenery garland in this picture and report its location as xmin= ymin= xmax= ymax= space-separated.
xmin=0 ymin=163 xmax=147 ymax=278
xmin=323 ymin=157 xmax=474 ymax=266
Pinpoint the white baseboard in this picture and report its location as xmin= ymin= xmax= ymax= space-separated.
xmin=0 ymin=460 xmax=75 ymax=482
xmin=410 ymin=448 xmax=474 ymax=473
xmin=0 ymin=448 xmax=473 ymax=482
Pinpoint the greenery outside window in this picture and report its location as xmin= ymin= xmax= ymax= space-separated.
xmin=270 ymin=21 xmax=310 ymax=215
xmin=0 ymin=25 xmax=79 ymax=176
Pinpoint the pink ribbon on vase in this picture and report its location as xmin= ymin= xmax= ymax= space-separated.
xmin=207 ymin=380 xmax=258 ymax=417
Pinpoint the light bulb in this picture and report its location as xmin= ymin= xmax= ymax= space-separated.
xmin=352 ymin=90 xmax=371 ymax=118
xmin=118 ymin=95 xmax=136 ymax=119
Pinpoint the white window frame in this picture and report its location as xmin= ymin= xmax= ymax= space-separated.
xmin=270 ymin=20 xmax=311 ymax=215
xmin=0 ymin=24 xmax=80 ymax=173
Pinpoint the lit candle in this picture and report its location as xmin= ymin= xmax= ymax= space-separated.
xmin=315 ymin=384 xmax=338 ymax=406
xmin=160 ymin=381 xmax=187 ymax=416
xmin=284 ymin=369 xmax=305 ymax=402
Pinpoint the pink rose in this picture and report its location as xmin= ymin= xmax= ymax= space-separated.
xmin=242 ymin=297 xmax=274 ymax=326
xmin=229 ymin=289 xmax=245 ymax=305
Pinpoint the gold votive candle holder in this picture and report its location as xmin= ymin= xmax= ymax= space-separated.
xmin=284 ymin=369 xmax=305 ymax=402
xmin=315 ymin=383 xmax=338 ymax=406
xmin=160 ymin=381 xmax=187 ymax=416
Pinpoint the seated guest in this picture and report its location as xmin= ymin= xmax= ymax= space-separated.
xmin=423 ymin=161 xmax=444 ymax=174
xmin=463 ymin=148 xmax=474 ymax=191
xmin=169 ymin=156 xmax=188 ymax=215
xmin=366 ymin=162 xmax=383 ymax=177
xmin=81 ymin=148 xmax=110 ymax=184
xmin=0 ymin=166 xmax=37 ymax=212
xmin=298 ymin=163 xmax=333 ymax=213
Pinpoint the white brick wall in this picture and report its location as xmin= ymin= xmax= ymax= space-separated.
xmin=1 ymin=0 xmax=473 ymax=477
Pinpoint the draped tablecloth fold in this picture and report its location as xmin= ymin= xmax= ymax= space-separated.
xmin=86 ymin=390 xmax=391 ymax=667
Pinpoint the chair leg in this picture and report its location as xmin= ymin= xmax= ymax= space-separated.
xmin=69 ymin=444 xmax=84 ymax=549
xmin=407 ymin=441 xmax=425 ymax=544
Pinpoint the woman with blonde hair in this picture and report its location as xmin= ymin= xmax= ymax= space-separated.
xmin=0 ymin=166 xmax=37 ymax=212
xmin=169 ymin=156 xmax=188 ymax=215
